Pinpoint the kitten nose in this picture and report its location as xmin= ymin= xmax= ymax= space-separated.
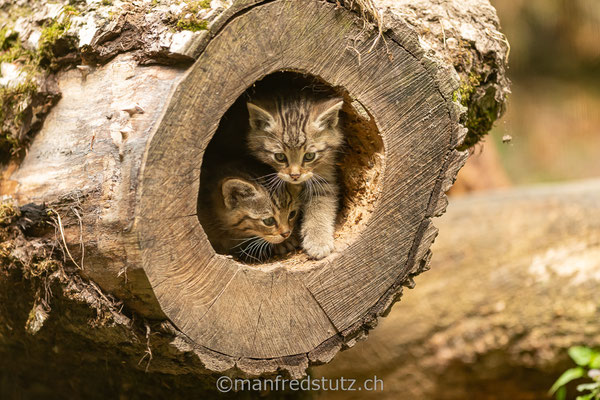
xmin=289 ymin=173 xmax=300 ymax=180
xmin=281 ymin=231 xmax=291 ymax=238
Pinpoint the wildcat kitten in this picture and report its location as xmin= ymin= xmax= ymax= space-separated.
xmin=246 ymin=95 xmax=344 ymax=259
xmin=198 ymin=160 xmax=301 ymax=261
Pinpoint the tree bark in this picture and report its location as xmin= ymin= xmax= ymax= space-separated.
xmin=313 ymin=179 xmax=600 ymax=399
xmin=0 ymin=0 xmax=509 ymax=380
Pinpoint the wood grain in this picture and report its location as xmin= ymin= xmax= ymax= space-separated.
xmin=314 ymin=179 xmax=600 ymax=399
xmin=137 ymin=0 xmax=466 ymax=375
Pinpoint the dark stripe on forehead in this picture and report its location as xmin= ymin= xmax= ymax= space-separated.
xmin=276 ymin=97 xmax=286 ymax=127
xmin=271 ymin=191 xmax=282 ymax=208
xmin=301 ymin=110 xmax=309 ymax=133
xmin=283 ymin=185 xmax=294 ymax=208
xmin=273 ymin=97 xmax=308 ymax=147
xmin=231 ymin=215 xmax=254 ymax=228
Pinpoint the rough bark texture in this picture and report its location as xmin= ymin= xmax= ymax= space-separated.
xmin=374 ymin=0 xmax=511 ymax=149
xmin=1 ymin=0 xmax=509 ymax=382
xmin=313 ymin=179 xmax=600 ymax=399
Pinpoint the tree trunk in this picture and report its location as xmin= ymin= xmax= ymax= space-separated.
xmin=313 ymin=179 xmax=600 ymax=399
xmin=0 ymin=0 xmax=509 ymax=384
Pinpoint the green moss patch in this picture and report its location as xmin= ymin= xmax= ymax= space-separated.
xmin=0 ymin=8 xmax=77 ymax=163
xmin=174 ymin=1 xmax=210 ymax=32
xmin=176 ymin=18 xmax=208 ymax=32
xmin=454 ymin=73 xmax=504 ymax=150
xmin=0 ymin=202 xmax=19 ymax=225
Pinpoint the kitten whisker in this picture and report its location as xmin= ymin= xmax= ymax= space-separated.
xmin=303 ymin=179 xmax=317 ymax=201
xmin=256 ymin=239 xmax=271 ymax=262
xmin=258 ymin=240 xmax=272 ymax=261
xmin=255 ymin=172 xmax=279 ymax=181
xmin=254 ymin=173 xmax=280 ymax=187
xmin=239 ymin=247 xmax=261 ymax=263
xmin=241 ymin=238 xmax=265 ymax=262
xmin=267 ymin=177 xmax=283 ymax=193
xmin=275 ymin=178 xmax=286 ymax=195
xmin=231 ymin=236 xmax=260 ymax=249
xmin=312 ymin=174 xmax=334 ymax=195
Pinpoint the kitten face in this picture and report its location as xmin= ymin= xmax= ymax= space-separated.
xmin=221 ymin=178 xmax=300 ymax=245
xmin=246 ymin=96 xmax=344 ymax=184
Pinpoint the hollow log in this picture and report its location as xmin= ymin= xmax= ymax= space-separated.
xmin=0 ymin=0 xmax=509 ymax=379
xmin=313 ymin=179 xmax=600 ymax=399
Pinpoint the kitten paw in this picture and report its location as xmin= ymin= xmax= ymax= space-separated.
xmin=303 ymin=236 xmax=334 ymax=259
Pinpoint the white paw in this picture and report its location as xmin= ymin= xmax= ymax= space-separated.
xmin=303 ymin=235 xmax=334 ymax=260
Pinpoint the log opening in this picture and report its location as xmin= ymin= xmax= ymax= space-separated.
xmin=198 ymin=70 xmax=384 ymax=266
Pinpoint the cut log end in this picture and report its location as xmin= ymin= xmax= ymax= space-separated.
xmin=137 ymin=0 xmax=466 ymax=375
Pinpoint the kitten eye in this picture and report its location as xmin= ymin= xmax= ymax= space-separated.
xmin=262 ymin=217 xmax=276 ymax=226
xmin=303 ymin=152 xmax=316 ymax=162
xmin=274 ymin=153 xmax=287 ymax=163
xmin=288 ymin=210 xmax=297 ymax=219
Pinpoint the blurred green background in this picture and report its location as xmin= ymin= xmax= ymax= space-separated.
xmin=484 ymin=0 xmax=600 ymax=185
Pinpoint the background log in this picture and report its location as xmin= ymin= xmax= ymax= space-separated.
xmin=313 ymin=179 xmax=600 ymax=399
xmin=0 ymin=0 xmax=509 ymax=381
xmin=3 ymin=179 xmax=596 ymax=398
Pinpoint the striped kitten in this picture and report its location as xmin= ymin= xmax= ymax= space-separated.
xmin=198 ymin=160 xmax=301 ymax=261
xmin=246 ymin=95 xmax=344 ymax=259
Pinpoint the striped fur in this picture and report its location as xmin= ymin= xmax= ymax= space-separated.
xmin=246 ymin=95 xmax=344 ymax=259
xmin=198 ymin=160 xmax=302 ymax=261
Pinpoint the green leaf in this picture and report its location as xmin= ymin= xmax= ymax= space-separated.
xmin=550 ymin=368 xmax=586 ymax=395
xmin=575 ymin=394 xmax=593 ymax=400
xmin=570 ymin=347 xmax=594 ymax=366
xmin=590 ymin=353 xmax=600 ymax=369
xmin=577 ymin=383 xmax=600 ymax=392
xmin=556 ymin=386 xmax=567 ymax=400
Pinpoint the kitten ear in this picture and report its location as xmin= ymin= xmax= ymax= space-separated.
xmin=247 ymin=102 xmax=275 ymax=131
xmin=222 ymin=179 xmax=260 ymax=210
xmin=314 ymin=98 xmax=344 ymax=130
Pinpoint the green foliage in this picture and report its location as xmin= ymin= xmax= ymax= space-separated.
xmin=453 ymin=73 xmax=481 ymax=106
xmin=0 ymin=27 xmax=35 ymax=66
xmin=0 ymin=202 xmax=19 ymax=226
xmin=38 ymin=9 xmax=78 ymax=70
xmin=174 ymin=1 xmax=210 ymax=32
xmin=0 ymin=6 xmax=77 ymax=161
xmin=550 ymin=346 xmax=600 ymax=400
xmin=453 ymin=71 xmax=503 ymax=150
xmin=0 ymin=81 xmax=38 ymax=160
xmin=176 ymin=18 xmax=208 ymax=32
xmin=550 ymin=368 xmax=586 ymax=395
xmin=571 ymin=347 xmax=596 ymax=367
xmin=191 ymin=0 xmax=212 ymax=11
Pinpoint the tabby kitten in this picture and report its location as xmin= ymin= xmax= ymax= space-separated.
xmin=198 ymin=161 xmax=301 ymax=261
xmin=246 ymin=95 xmax=344 ymax=259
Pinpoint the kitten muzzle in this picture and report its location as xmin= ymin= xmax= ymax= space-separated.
xmin=278 ymin=172 xmax=312 ymax=184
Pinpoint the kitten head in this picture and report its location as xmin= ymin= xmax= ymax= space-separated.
xmin=220 ymin=178 xmax=300 ymax=245
xmin=246 ymin=96 xmax=344 ymax=184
